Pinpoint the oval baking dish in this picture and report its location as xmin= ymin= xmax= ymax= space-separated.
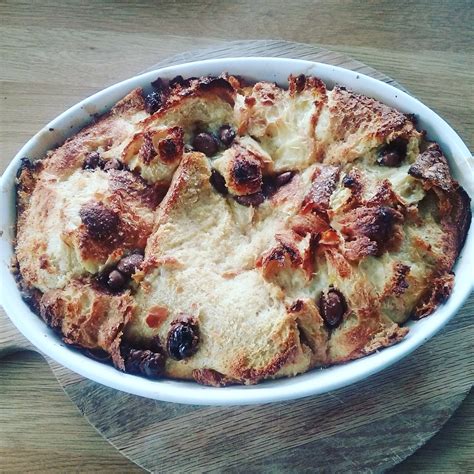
xmin=1 ymin=58 xmax=473 ymax=405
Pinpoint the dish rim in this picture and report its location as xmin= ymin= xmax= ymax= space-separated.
xmin=0 ymin=57 xmax=473 ymax=406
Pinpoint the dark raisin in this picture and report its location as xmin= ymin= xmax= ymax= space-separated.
xmin=167 ymin=318 xmax=199 ymax=360
xmin=169 ymin=75 xmax=185 ymax=87
xmin=144 ymin=91 xmax=163 ymax=114
xmin=83 ymin=152 xmax=104 ymax=170
xmin=294 ymin=74 xmax=306 ymax=93
xmin=16 ymin=157 xmax=34 ymax=178
xmin=103 ymin=158 xmax=123 ymax=171
xmin=218 ymin=125 xmax=236 ymax=146
xmin=318 ymin=289 xmax=347 ymax=329
xmin=79 ymin=202 xmax=119 ymax=239
xmin=234 ymin=192 xmax=265 ymax=207
xmin=377 ymin=138 xmax=407 ymax=167
xmin=233 ymin=159 xmax=261 ymax=186
xmin=262 ymin=177 xmax=277 ymax=197
xmin=274 ymin=171 xmax=294 ymax=187
xmin=210 ymin=169 xmax=228 ymax=195
xmin=124 ymin=348 xmax=165 ymax=378
xmin=342 ymin=174 xmax=356 ymax=187
xmin=192 ymin=132 xmax=219 ymax=157
xmin=150 ymin=77 xmax=167 ymax=92
xmin=117 ymin=253 xmax=144 ymax=276
xmin=169 ymin=75 xmax=197 ymax=88
xmin=107 ymin=270 xmax=126 ymax=291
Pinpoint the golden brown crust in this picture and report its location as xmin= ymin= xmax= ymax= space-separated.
xmin=14 ymin=72 xmax=471 ymax=385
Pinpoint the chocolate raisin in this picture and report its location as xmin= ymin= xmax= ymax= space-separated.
xmin=117 ymin=253 xmax=144 ymax=276
xmin=144 ymin=91 xmax=163 ymax=114
xmin=124 ymin=348 xmax=165 ymax=378
xmin=318 ymin=289 xmax=347 ymax=329
xmin=83 ymin=151 xmax=104 ymax=170
xmin=79 ymin=202 xmax=119 ymax=239
xmin=210 ymin=169 xmax=228 ymax=195
xmin=377 ymin=138 xmax=407 ymax=167
xmin=107 ymin=270 xmax=126 ymax=291
xmin=234 ymin=192 xmax=265 ymax=207
xmin=103 ymin=158 xmax=123 ymax=171
xmin=218 ymin=125 xmax=236 ymax=147
xmin=167 ymin=318 xmax=199 ymax=360
xmin=274 ymin=171 xmax=294 ymax=187
xmin=294 ymin=74 xmax=306 ymax=93
xmin=192 ymin=132 xmax=219 ymax=157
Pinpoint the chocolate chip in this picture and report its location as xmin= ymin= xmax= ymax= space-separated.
xmin=144 ymin=91 xmax=163 ymax=114
xmin=150 ymin=77 xmax=167 ymax=92
xmin=79 ymin=202 xmax=119 ymax=239
xmin=169 ymin=75 xmax=197 ymax=88
xmin=167 ymin=318 xmax=199 ymax=360
xmin=117 ymin=253 xmax=144 ymax=276
xmin=124 ymin=348 xmax=165 ymax=378
xmin=318 ymin=289 xmax=347 ymax=329
xmin=107 ymin=270 xmax=126 ymax=291
xmin=218 ymin=125 xmax=236 ymax=146
xmin=16 ymin=157 xmax=34 ymax=178
xmin=294 ymin=74 xmax=306 ymax=93
xmin=210 ymin=169 xmax=228 ymax=195
xmin=342 ymin=174 xmax=356 ymax=187
xmin=192 ymin=132 xmax=219 ymax=156
xmin=184 ymin=144 xmax=194 ymax=153
xmin=377 ymin=138 xmax=407 ymax=167
xmin=234 ymin=192 xmax=265 ymax=207
xmin=274 ymin=171 xmax=294 ymax=187
xmin=233 ymin=159 xmax=261 ymax=186
xmin=83 ymin=152 xmax=103 ymax=170
xmin=262 ymin=177 xmax=277 ymax=197
xmin=169 ymin=75 xmax=185 ymax=87
xmin=103 ymin=158 xmax=123 ymax=171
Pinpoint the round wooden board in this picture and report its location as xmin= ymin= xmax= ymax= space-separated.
xmin=1 ymin=40 xmax=473 ymax=473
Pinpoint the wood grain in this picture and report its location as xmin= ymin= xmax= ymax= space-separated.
xmin=1 ymin=0 xmax=473 ymax=472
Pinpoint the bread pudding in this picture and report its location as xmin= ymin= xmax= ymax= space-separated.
xmin=14 ymin=73 xmax=471 ymax=386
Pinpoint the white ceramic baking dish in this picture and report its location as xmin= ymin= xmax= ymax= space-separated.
xmin=1 ymin=58 xmax=473 ymax=405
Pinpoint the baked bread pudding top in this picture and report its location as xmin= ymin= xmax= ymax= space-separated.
xmin=14 ymin=73 xmax=471 ymax=386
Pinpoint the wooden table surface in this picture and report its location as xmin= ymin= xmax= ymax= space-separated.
xmin=0 ymin=0 xmax=472 ymax=472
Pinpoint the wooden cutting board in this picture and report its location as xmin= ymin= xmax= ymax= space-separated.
xmin=1 ymin=40 xmax=473 ymax=473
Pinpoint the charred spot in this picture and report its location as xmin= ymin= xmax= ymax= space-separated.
xmin=392 ymin=263 xmax=410 ymax=296
xmin=79 ymin=201 xmax=119 ymax=240
xmin=342 ymin=206 xmax=400 ymax=244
